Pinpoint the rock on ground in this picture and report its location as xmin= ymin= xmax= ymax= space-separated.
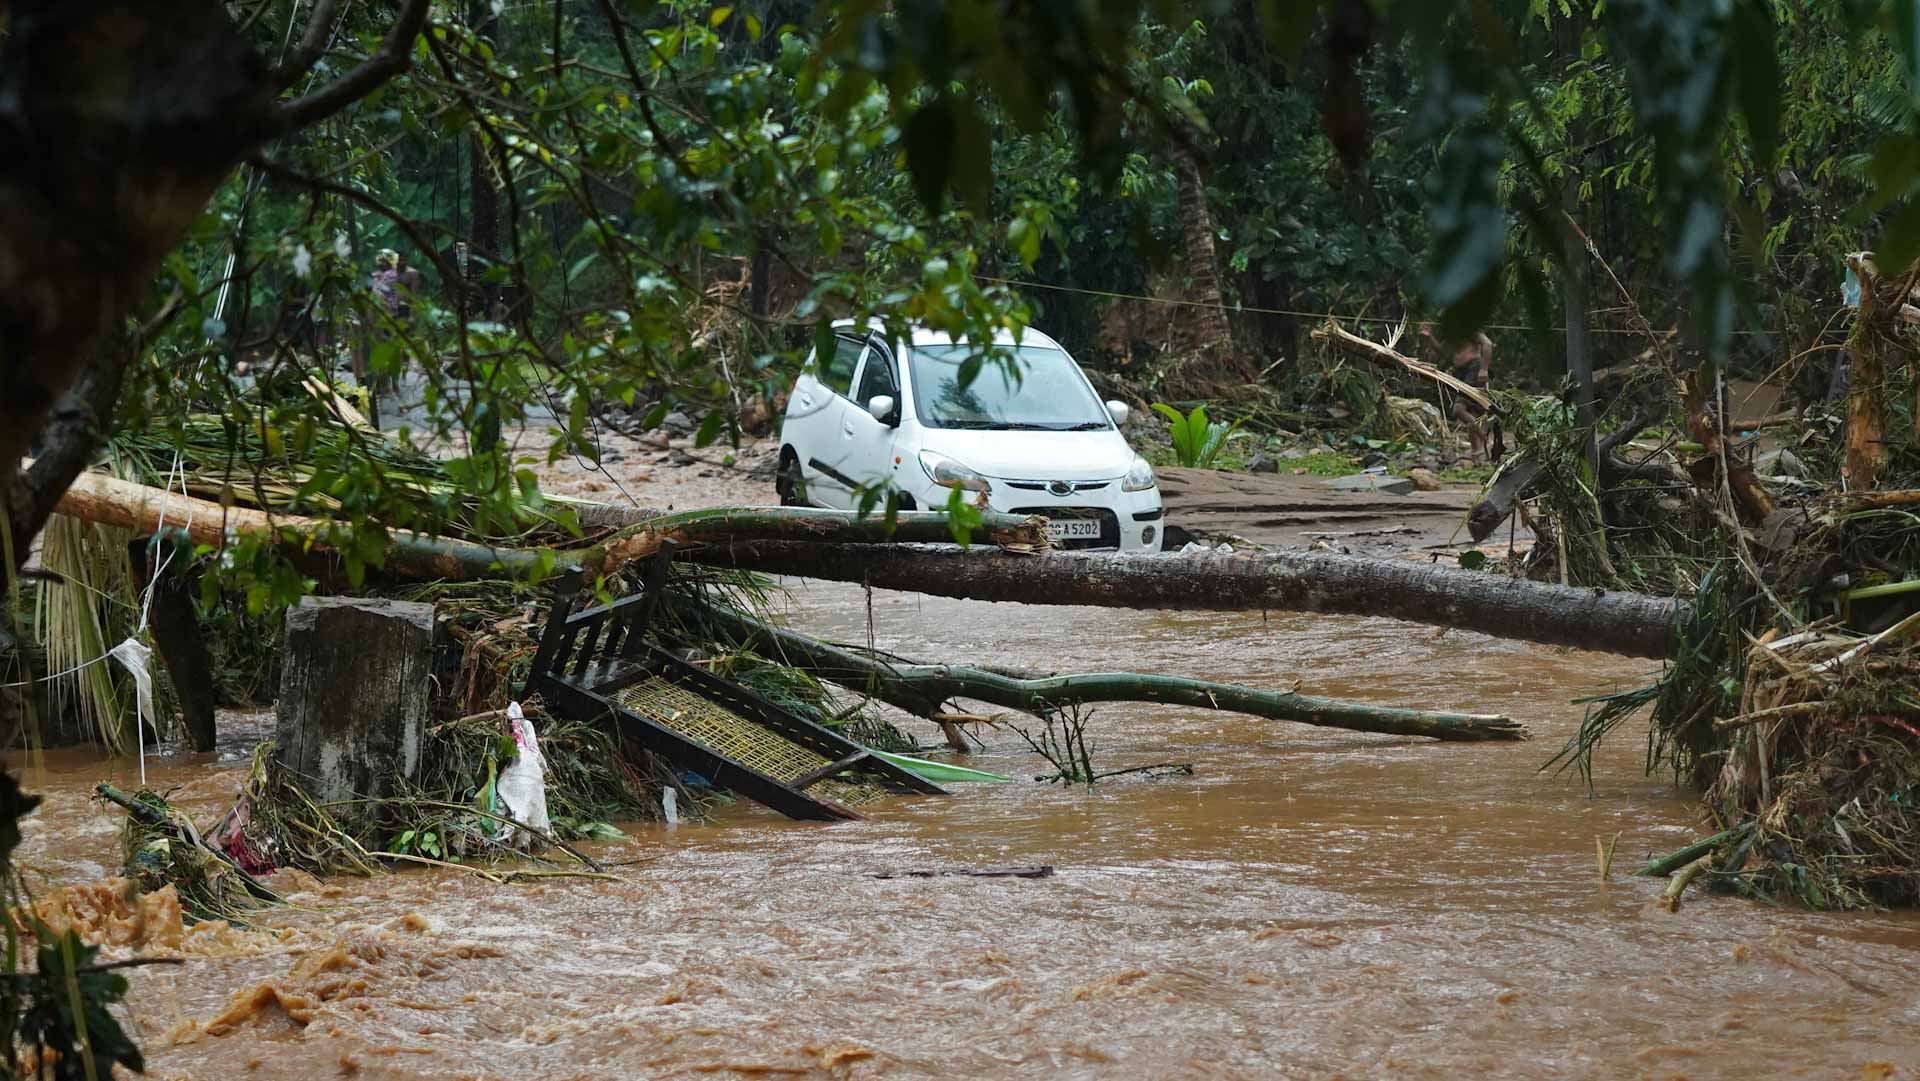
xmin=1406 ymin=467 xmax=1444 ymax=491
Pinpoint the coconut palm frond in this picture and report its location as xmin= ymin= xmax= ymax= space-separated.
xmin=33 ymin=515 xmax=139 ymax=754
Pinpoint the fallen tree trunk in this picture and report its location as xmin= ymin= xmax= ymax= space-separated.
xmin=688 ymin=603 xmax=1529 ymax=741
xmin=1835 ymin=489 xmax=1920 ymax=511
xmin=683 ymin=543 xmax=1682 ymax=659
xmin=51 ymin=468 xmax=559 ymax=580
xmin=50 ymin=471 xmax=1676 ymax=657
xmin=582 ymin=507 xmax=1047 ymax=576
xmin=46 ymin=469 xmax=1047 ymax=580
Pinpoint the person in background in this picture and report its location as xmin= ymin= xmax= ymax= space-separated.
xmin=358 ymin=249 xmax=419 ymax=394
xmin=373 ymin=247 xmax=425 ymax=320
xmin=1420 ymin=324 xmax=1496 ymax=462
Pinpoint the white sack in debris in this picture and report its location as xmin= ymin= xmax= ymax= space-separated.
xmin=495 ymin=701 xmax=552 ymax=850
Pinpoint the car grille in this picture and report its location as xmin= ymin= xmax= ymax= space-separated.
xmin=1009 ymin=506 xmax=1119 ymax=549
xmin=1006 ymin=480 xmax=1112 ymax=493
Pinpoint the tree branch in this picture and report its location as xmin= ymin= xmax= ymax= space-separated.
xmin=6 ymin=332 xmax=139 ymax=575
xmin=685 ymin=602 xmax=1529 ymax=742
xmin=271 ymin=0 xmax=346 ymax=90
xmin=251 ymin=157 xmax=461 ymax=285
xmin=275 ymin=0 xmax=431 ymax=133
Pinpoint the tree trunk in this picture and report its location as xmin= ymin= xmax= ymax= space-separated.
xmin=0 ymin=0 xmax=430 ymax=587
xmin=1467 ymin=412 xmax=1657 ymax=541
xmin=1843 ymin=253 xmax=1892 ymax=491
xmin=45 ymin=470 xmax=1051 ymax=580
xmin=467 ymin=0 xmax=507 ymax=319
xmin=687 ymin=603 xmax=1529 ymax=741
xmin=0 ymin=0 xmax=431 ymax=740
xmin=683 ymin=543 xmax=1682 ymax=659
xmin=750 ymin=231 xmax=773 ymax=321
xmin=1174 ymin=145 xmax=1233 ymax=353
xmin=274 ymin=597 xmax=434 ymax=823
xmin=0 ymin=5 xmax=271 ymax=482
xmin=131 ymin=541 xmax=218 ymax=753
xmin=1562 ymin=174 xmax=1598 ymax=478
xmin=48 ymin=471 xmax=1679 ymax=658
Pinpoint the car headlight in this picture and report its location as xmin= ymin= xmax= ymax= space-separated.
xmin=919 ymin=451 xmax=990 ymax=492
xmin=1122 ymin=456 xmax=1156 ymax=492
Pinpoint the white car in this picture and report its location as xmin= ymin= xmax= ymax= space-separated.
xmin=775 ymin=321 xmax=1164 ymax=551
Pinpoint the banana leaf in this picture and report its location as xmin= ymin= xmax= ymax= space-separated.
xmin=870 ymin=750 xmax=1012 ymax=784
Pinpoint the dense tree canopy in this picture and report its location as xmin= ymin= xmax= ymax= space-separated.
xmin=3 ymin=0 xmax=1919 ymax=612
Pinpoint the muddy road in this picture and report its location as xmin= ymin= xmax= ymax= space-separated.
xmin=14 ymin=583 xmax=1920 ymax=1079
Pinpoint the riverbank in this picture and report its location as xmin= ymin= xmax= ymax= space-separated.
xmin=503 ymin=423 xmax=1515 ymax=560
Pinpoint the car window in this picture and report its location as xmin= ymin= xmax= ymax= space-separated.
xmin=853 ymin=343 xmax=898 ymax=404
xmin=907 ymin=344 xmax=1110 ymax=430
xmin=818 ymin=336 xmax=864 ymax=396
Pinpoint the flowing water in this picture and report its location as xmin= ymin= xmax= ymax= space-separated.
xmin=13 ymin=582 xmax=1920 ymax=1080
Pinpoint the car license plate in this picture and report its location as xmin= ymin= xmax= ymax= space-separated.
xmin=1046 ymin=517 xmax=1102 ymax=541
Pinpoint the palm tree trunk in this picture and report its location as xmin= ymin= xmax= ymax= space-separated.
xmin=1173 ymin=145 xmax=1235 ymax=356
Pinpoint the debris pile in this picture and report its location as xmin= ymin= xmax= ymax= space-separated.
xmin=1521 ymin=252 xmax=1920 ymax=908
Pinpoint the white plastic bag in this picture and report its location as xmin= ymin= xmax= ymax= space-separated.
xmin=108 ymin=638 xmax=156 ymax=785
xmin=494 ymin=701 xmax=551 ymax=850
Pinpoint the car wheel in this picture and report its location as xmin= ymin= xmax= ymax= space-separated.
xmin=775 ymin=452 xmax=806 ymax=506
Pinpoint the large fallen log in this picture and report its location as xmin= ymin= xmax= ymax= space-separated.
xmin=46 ymin=468 xmax=1047 ymax=580
xmin=682 ymin=543 xmax=1682 ymax=659
xmin=687 ymin=603 xmax=1530 ymax=741
xmin=47 ymin=470 xmax=1678 ymax=657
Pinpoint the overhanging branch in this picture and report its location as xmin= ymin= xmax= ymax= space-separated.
xmin=251 ymin=157 xmax=461 ymax=284
xmin=271 ymin=0 xmax=347 ymax=90
xmin=276 ymin=0 xmax=432 ymax=133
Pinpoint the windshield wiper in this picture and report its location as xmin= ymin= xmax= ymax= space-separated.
xmin=1060 ymin=421 xmax=1111 ymax=430
xmin=936 ymin=420 xmax=1099 ymax=430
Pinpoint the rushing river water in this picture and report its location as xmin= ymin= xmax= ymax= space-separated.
xmin=13 ymin=581 xmax=1920 ymax=1079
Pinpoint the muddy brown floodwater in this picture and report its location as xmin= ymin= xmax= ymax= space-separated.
xmin=12 ymin=582 xmax=1920 ymax=1080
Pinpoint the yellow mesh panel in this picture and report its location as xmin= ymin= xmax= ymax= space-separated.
xmin=614 ymin=677 xmax=886 ymax=807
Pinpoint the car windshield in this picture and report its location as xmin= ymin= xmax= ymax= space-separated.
xmin=907 ymin=344 xmax=1111 ymax=430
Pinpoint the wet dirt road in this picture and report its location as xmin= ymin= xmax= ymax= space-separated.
xmin=14 ymin=582 xmax=1920 ymax=1079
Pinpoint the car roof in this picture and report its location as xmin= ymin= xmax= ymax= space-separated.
xmin=829 ymin=318 xmax=1065 ymax=351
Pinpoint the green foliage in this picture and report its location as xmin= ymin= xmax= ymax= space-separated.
xmin=1289 ymin=450 xmax=1362 ymax=477
xmin=9 ymin=928 xmax=145 ymax=1081
xmin=942 ymin=485 xmax=985 ymax=545
xmin=65 ymin=0 xmax=1920 ymax=628
xmin=0 ymin=779 xmax=143 ymax=1081
xmin=1151 ymin=402 xmax=1242 ymax=468
xmin=111 ymin=0 xmax=1048 ymax=613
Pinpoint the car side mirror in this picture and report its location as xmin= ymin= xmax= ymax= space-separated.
xmin=1105 ymin=400 xmax=1130 ymax=426
xmin=867 ymin=394 xmax=897 ymax=425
